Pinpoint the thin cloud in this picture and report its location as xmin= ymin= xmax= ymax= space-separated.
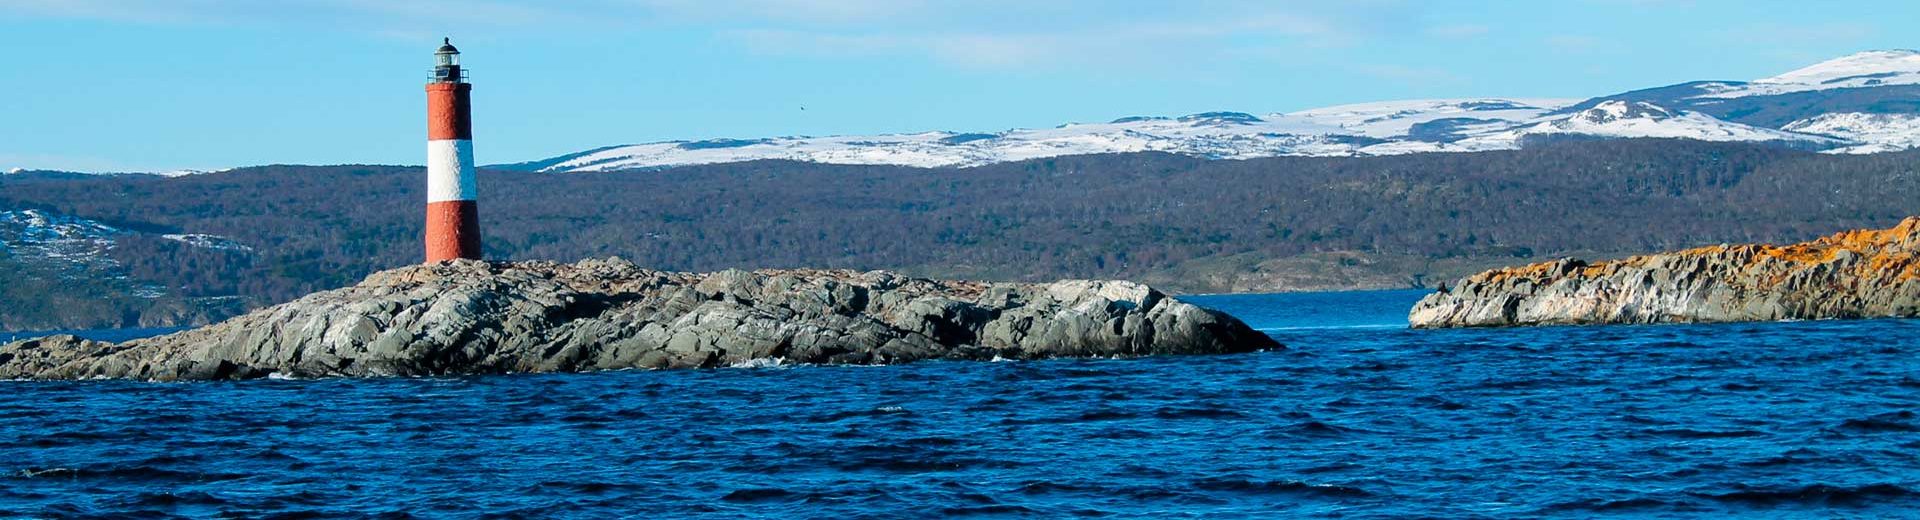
xmin=0 ymin=0 xmax=222 ymax=24
xmin=1713 ymin=22 xmax=1879 ymax=46
xmin=723 ymin=29 xmax=1091 ymax=69
xmin=0 ymin=0 xmax=593 ymax=28
xmin=1426 ymin=24 xmax=1490 ymax=39
xmin=0 ymin=1 xmax=1483 ymax=75
xmin=1545 ymin=34 xmax=1610 ymax=53
xmin=626 ymin=0 xmax=941 ymax=24
xmin=1350 ymin=63 xmax=1464 ymax=86
xmin=719 ymin=11 xmax=1360 ymax=70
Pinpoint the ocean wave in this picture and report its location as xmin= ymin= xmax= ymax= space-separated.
xmin=1538 ymin=496 xmax=1684 ymax=512
xmin=1693 ymin=483 xmax=1920 ymax=507
xmin=1190 ymin=476 xmax=1373 ymax=498
xmin=1639 ymin=427 xmax=1769 ymax=439
xmin=1836 ymin=411 xmax=1920 ymax=433
xmin=728 ymin=357 xmax=791 ymax=369
xmin=807 ymin=406 xmax=913 ymax=423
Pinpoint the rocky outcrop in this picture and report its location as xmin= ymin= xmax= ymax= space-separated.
xmin=1411 ymin=218 xmax=1920 ymax=328
xmin=0 ymin=259 xmax=1278 ymax=380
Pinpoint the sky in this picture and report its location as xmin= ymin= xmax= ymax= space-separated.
xmin=0 ymin=0 xmax=1914 ymax=172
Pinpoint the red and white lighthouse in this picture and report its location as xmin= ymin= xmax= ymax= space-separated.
xmin=425 ymin=38 xmax=481 ymax=263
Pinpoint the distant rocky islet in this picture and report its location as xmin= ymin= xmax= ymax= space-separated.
xmin=1412 ymin=218 xmax=1920 ymax=328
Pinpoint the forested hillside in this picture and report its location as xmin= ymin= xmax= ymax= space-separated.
xmin=2 ymin=139 xmax=1916 ymax=329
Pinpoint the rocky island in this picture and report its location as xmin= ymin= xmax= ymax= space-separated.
xmin=0 ymin=259 xmax=1278 ymax=381
xmin=1411 ymin=217 xmax=1920 ymax=328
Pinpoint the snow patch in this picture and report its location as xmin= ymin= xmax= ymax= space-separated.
xmin=1758 ymin=49 xmax=1920 ymax=86
xmin=1286 ymin=98 xmax=1577 ymax=138
xmin=1462 ymin=101 xmax=1834 ymax=147
xmin=1783 ymin=112 xmax=1920 ymax=153
xmin=155 ymin=169 xmax=225 ymax=178
xmin=162 ymin=233 xmax=255 ymax=253
xmin=1699 ymin=49 xmax=1920 ymax=98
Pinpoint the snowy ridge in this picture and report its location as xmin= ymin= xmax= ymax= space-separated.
xmin=1462 ymin=101 xmax=1835 ymax=148
xmin=542 ymin=114 xmax=1369 ymax=171
xmin=1283 ymin=98 xmax=1576 ymax=138
xmin=537 ymin=99 xmax=1586 ymax=172
xmin=1783 ymin=112 xmax=1920 ymax=154
xmin=516 ymin=50 xmax=1920 ymax=172
xmin=1697 ymin=49 xmax=1920 ymax=98
xmin=527 ymin=95 xmax=1841 ymax=172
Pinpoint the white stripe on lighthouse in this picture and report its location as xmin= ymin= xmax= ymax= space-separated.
xmin=427 ymin=139 xmax=477 ymax=203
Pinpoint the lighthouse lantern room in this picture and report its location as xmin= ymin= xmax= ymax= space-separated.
xmin=433 ymin=39 xmax=462 ymax=80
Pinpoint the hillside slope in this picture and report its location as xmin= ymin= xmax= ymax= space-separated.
xmin=3 ymin=141 xmax=1919 ymax=329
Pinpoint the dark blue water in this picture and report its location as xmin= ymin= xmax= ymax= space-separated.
xmin=5 ymin=290 xmax=1920 ymax=518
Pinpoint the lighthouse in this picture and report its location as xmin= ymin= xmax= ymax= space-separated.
xmin=425 ymin=38 xmax=482 ymax=263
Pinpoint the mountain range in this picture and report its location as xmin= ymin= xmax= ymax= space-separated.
xmin=492 ymin=50 xmax=1920 ymax=172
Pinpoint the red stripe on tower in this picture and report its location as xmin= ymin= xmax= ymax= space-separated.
xmin=425 ymin=38 xmax=481 ymax=263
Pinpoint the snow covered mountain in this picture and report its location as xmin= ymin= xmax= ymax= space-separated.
xmin=506 ymin=110 xmax=1422 ymax=171
xmin=498 ymin=100 xmax=1573 ymax=171
xmin=497 ymin=50 xmax=1920 ymax=172
xmin=1694 ymin=49 xmax=1920 ymax=99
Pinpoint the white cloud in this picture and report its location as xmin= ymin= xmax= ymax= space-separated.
xmin=1545 ymin=34 xmax=1609 ymax=53
xmin=0 ymin=0 xmax=592 ymax=28
xmin=1349 ymin=63 xmax=1464 ymax=86
xmin=0 ymin=0 xmax=1379 ymax=70
xmin=624 ymin=0 xmax=941 ymax=24
xmin=1426 ymin=24 xmax=1489 ymax=39
xmin=1713 ymin=22 xmax=1878 ymax=46
xmin=718 ymin=9 xmax=1362 ymax=70
xmin=723 ymin=29 xmax=1088 ymax=69
xmin=0 ymin=0 xmax=220 ymax=24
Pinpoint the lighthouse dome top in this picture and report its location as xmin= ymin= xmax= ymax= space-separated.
xmin=436 ymin=38 xmax=459 ymax=55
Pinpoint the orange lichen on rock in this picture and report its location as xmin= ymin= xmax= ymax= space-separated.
xmin=1866 ymin=251 xmax=1920 ymax=281
xmin=1470 ymin=258 xmax=1594 ymax=286
xmin=1740 ymin=218 xmax=1920 ymax=273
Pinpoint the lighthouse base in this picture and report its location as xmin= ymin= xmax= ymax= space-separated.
xmin=425 ymin=200 xmax=482 ymax=262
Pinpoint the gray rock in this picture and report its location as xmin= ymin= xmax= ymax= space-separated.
xmin=0 ymin=259 xmax=1279 ymax=380
xmin=1412 ymin=218 xmax=1920 ymax=328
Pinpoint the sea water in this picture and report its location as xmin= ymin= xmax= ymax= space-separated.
xmin=3 ymin=290 xmax=1918 ymax=518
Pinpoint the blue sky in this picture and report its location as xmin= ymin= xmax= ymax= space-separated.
xmin=0 ymin=0 xmax=1912 ymax=172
